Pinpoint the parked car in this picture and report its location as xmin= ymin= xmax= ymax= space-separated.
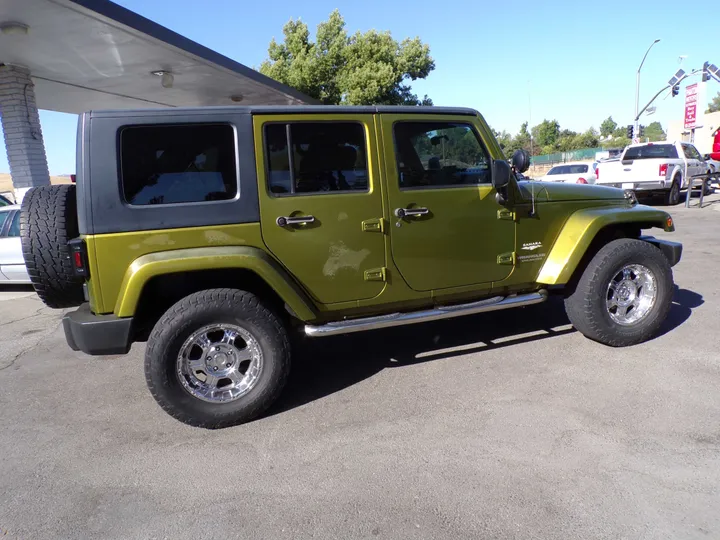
xmin=703 ymin=154 xmax=720 ymax=188
xmin=21 ymin=105 xmax=681 ymax=428
xmin=595 ymin=141 xmax=711 ymax=205
xmin=539 ymin=161 xmax=598 ymax=184
xmin=0 ymin=205 xmax=30 ymax=283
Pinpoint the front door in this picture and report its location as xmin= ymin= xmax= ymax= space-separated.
xmin=381 ymin=115 xmax=514 ymax=292
xmin=256 ymin=115 xmax=386 ymax=304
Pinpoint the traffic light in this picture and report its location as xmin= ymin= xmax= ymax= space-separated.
xmin=639 ymin=125 xmax=645 ymax=137
xmin=672 ymin=85 xmax=680 ymax=97
xmin=626 ymin=125 xmax=634 ymax=139
xmin=703 ymin=61 xmax=710 ymax=83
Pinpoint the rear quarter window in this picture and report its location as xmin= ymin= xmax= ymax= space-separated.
xmin=119 ymin=123 xmax=238 ymax=206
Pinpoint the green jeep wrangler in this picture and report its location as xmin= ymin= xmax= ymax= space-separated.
xmin=20 ymin=105 xmax=682 ymax=428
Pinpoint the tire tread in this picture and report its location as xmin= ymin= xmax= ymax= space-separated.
xmin=20 ymin=185 xmax=84 ymax=308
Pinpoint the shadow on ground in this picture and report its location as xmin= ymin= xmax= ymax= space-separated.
xmin=657 ymin=286 xmax=704 ymax=337
xmin=0 ymin=284 xmax=34 ymax=292
xmin=268 ymin=287 xmax=702 ymax=418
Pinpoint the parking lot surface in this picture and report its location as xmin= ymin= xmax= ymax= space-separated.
xmin=1 ymin=197 xmax=719 ymax=540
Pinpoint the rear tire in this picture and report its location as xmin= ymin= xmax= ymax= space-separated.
xmin=564 ymin=239 xmax=673 ymax=347
xmin=665 ymin=176 xmax=681 ymax=206
xmin=144 ymin=289 xmax=291 ymax=428
xmin=20 ymin=185 xmax=84 ymax=308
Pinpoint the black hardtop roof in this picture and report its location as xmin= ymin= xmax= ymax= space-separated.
xmin=86 ymin=105 xmax=480 ymax=118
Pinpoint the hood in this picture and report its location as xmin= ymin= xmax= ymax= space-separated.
xmin=518 ymin=181 xmax=626 ymax=202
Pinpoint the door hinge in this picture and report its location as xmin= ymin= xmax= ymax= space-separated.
xmin=364 ymin=267 xmax=388 ymax=282
xmin=497 ymin=252 xmax=515 ymax=265
xmin=497 ymin=208 xmax=515 ymax=221
xmin=362 ymin=218 xmax=385 ymax=233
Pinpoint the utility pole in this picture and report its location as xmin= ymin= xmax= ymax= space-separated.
xmin=635 ymin=39 xmax=661 ymax=143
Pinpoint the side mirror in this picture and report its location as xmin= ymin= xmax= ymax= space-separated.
xmin=493 ymin=159 xmax=511 ymax=190
xmin=704 ymin=154 xmax=711 ymax=161
xmin=511 ymin=149 xmax=530 ymax=173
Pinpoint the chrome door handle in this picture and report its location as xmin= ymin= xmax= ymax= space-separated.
xmin=394 ymin=207 xmax=429 ymax=218
xmin=276 ymin=215 xmax=315 ymax=227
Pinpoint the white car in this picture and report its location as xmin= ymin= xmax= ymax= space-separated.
xmin=0 ymin=205 xmax=30 ymax=284
xmin=704 ymin=155 xmax=720 ymax=187
xmin=540 ymin=161 xmax=598 ymax=184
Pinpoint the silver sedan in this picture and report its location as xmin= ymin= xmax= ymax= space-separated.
xmin=0 ymin=205 xmax=30 ymax=284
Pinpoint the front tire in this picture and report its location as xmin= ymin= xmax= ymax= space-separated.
xmin=144 ymin=289 xmax=291 ymax=428
xmin=564 ymin=239 xmax=673 ymax=347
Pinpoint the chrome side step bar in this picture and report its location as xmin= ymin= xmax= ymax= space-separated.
xmin=304 ymin=290 xmax=548 ymax=338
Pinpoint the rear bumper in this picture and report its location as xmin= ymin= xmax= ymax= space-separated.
xmin=63 ymin=303 xmax=133 ymax=355
xmin=599 ymin=181 xmax=668 ymax=191
xmin=640 ymin=236 xmax=682 ymax=267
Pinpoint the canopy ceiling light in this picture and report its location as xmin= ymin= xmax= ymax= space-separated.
xmin=151 ymin=70 xmax=174 ymax=88
xmin=0 ymin=21 xmax=30 ymax=36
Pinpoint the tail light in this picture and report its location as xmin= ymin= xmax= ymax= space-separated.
xmin=577 ymin=177 xmax=588 ymax=184
xmin=659 ymin=163 xmax=668 ymax=177
xmin=596 ymin=167 xmax=599 ymax=180
xmin=70 ymin=174 xmax=76 ymax=183
xmin=67 ymin=238 xmax=89 ymax=277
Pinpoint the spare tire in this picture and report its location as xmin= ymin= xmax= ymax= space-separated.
xmin=20 ymin=185 xmax=84 ymax=308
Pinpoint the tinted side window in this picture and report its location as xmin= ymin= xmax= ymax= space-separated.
xmin=393 ymin=122 xmax=491 ymax=188
xmin=0 ymin=211 xmax=9 ymax=234
xmin=264 ymin=122 xmax=369 ymax=195
xmin=120 ymin=124 xmax=237 ymax=205
xmin=8 ymin=212 xmax=20 ymax=237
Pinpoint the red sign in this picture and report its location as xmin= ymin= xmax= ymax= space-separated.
xmin=685 ymin=104 xmax=697 ymax=129
xmin=685 ymin=83 xmax=698 ymax=129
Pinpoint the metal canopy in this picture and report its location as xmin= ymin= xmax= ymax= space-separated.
xmin=0 ymin=0 xmax=314 ymax=113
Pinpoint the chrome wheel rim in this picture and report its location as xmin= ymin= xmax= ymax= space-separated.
xmin=177 ymin=324 xmax=263 ymax=403
xmin=606 ymin=264 xmax=657 ymax=326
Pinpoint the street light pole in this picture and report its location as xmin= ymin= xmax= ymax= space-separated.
xmin=635 ymin=39 xmax=661 ymax=140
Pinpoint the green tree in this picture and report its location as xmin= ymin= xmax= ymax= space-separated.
xmin=531 ymin=119 xmax=560 ymax=149
xmin=573 ymin=128 xmax=599 ymax=149
xmin=600 ymin=116 xmax=618 ymax=138
xmin=601 ymin=136 xmax=630 ymax=149
xmin=613 ymin=126 xmax=628 ymax=139
xmin=643 ymin=122 xmax=666 ymax=142
xmin=511 ymin=122 xmax=532 ymax=154
xmin=706 ymin=92 xmax=720 ymax=113
xmin=259 ymin=10 xmax=435 ymax=105
xmin=491 ymin=128 xmax=513 ymax=157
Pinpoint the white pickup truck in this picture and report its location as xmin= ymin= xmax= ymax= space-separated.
xmin=595 ymin=141 xmax=711 ymax=205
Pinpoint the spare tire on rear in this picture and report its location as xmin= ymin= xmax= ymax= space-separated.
xmin=20 ymin=185 xmax=84 ymax=308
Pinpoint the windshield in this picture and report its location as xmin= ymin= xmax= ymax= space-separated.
xmin=624 ymin=144 xmax=678 ymax=160
xmin=0 ymin=194 xmax=12 ymax=206
xmin=548 ymin=164 xmax=588 ymax=175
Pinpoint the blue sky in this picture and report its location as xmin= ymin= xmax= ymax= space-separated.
xmin=1 ymin=0 xmax=716 ymax=174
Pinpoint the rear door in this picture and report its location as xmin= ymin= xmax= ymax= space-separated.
xmin=255 ymin=115 xmax=386 ymax=305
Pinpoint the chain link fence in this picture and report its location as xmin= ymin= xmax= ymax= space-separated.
xmin=530 ymin=147 xmax=603 ymax=166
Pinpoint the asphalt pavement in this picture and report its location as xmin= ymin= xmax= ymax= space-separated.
xmin=1 ymin=196 xmax=719 ymax=540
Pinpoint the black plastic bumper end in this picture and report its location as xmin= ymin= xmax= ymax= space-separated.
xmin=63 ymin=304 xmax=133 ymax=356
xmin=641 ymin=236 xmax=683 ymax=267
